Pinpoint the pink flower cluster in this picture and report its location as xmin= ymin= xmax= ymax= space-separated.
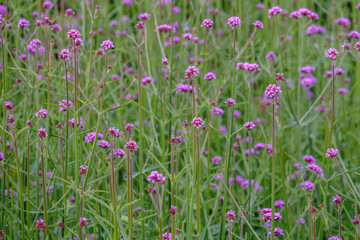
xmin=184 ymin=65 xmax=199 ymax=80
xmin=191 ymin=117 xmax=205 ymax=129
xmin=236 ymin=62 xmax=261 ymax=72
xmin=264 ymin=84 xmax=281 ymax=100
xmin=306 ymin=25 xmax=326 ymax=35
xmin=224 ymin=210 xmax=236 ymax=222
xmin=325 ymin=148 xmax=338 ymax=158
xmin=100 ymin=40 xmax=115 ymax=50
xmin=300 ymin=180 xmax=314 ymax=191
xmin=268 ymin=6 xmax=282 ymax=18
xmin=244 ymin=121 xmax=256 ymax=130
xmin=176 ymin=84 xmax=196 ymax=93
xmin=289 ymin=8 xmax=318 ymax=20
xmin=201 ymin=18 xmax=214 ymax=28
xmin=227 ymin=16 xmax=241 ymax=29
xmin=125 ymin=140 xmax=139 ymax=152
xmin=84 ymin=132 xmax=103 ymax=143
xmin=325 ymin=48 xmax=339 ymax=60
xmin=147 ymin=171 xmax=166 ymax=184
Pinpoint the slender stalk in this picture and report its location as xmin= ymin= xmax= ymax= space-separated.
xmin=196 ymin=129 xmax=201 ymax=238
xmin=270 ymin=101 xmax=275 ymax=240
xmin=126 ymin=149 xmax=133 ymax=239
xmin=338 ymin=206 xmax=342 ymax=238
xmin=12 ymin=127 xmax=25 ymax=240
xmin=40 ymin=138 xmax=48 ymax=233
xmin=171 ymin=143 xmax=175 ymax=238
xmin=329 ymin=61 xmax=335 ymax=146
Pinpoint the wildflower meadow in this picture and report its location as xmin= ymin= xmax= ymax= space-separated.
xmin=1 ymin=0 xmax=360 ymax=239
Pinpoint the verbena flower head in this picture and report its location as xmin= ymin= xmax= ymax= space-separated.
xmin=138 ymin=13 xmax=150 ymax=20
xmin=67 ymin=29 xmax=81 ymax=39
xmin=147 ymin=171 xmax=166 ymax=184
xmin=79 ymin=165 xmax=88 ymax=175
xmin=59 ymin=100 xmax=73 ymax=112
xmin=325 ymin=148 xmax=338 ymax=158
xmin=201 ymin=18 xmax=214 ymax=28
xmin=244 ymin=121 xmax=256 ymax=130
xmin=263 ymin=212 xmax=282 ymax=221
xmin=204 ymin=72 xmax=216 ymax=80
xmin=18 ymin=18 xmax=30 ymax=28
xmin=303 ymin=155 xmax=316 ymax=163
xmin=300 ymin=181 xmax=314 ymax=191
xmin=225 ymin=98 xmax=236 ymax=107
xmin=191 ymin=117 xmax=205 ymax=129
xmin=325 ymin=48 xmax=339 ymax=60
xmin=135 ymin=21 xmax=145 ymax=29
xmin=328 ymin=237 xmax=342 ymax=240
xmin=59 ymin=49 xmax=71 ymax=61
xmin=157 ymin=24 xmax=172 ymax=32
xmin=176 ymin=84 xmax=196 ymax=93
xmin=338 ymin=88 xmax=349 ymax=95
xmin=110 ymin=148 xmax=125 ymax=158
xmin=269 ymin=227 xmax=284 ymax=236
xmin=213 ymin=107 xmax=224 ymax=115
xmin=125 ymin=140 xmax=139 ymax=152
xmin=35 ymin=108 xmax=47 ymax=118
xmin=227 ymin=16 xmax=241 ymax=29
xmin=68 ymin=117 xmax=86 ymax=130
xmin=352 ymin=216 xmax=360 ymax=225
xmin=264 ymin=84 xmax=281 ymax=100
xmin=224 ymin=210 xmax=236 ymax=222
xmin=36 ymin=219 xmax=47 ymax=229
xmin=43 ymin=1 xmax=53 ymax=9
xmin=253 ymin=20 xmax=264 ymax=29
xmin=29 ymin=39 xmax=41 ymax=48
xmin=333 ymin=194 xmax=342 ymax=205
xmin=354 ymin=41 xmax=360 ymax=51
xmin=185 ymin=65 xmax=199 ymax=80
xmin=307 ymin=163 xmax=324 ymax=176
xmin=0 ymin=151 xmax=4 ymax=161
xmin=211 ymin=156 xmax=222 ymax=164
xmin=98 ymin=140 xmax=111 ymax=148
xmin=169 ymin=206 xmax=178 ymax=215
xmin=101 ymin=40 xmax=115 ymax=50
xmin=38 ymin=128 xmax=48 ymax=138
xmin=162 ymin=233 xmax=171 ymax=240
xmin=335 ymin=17 xmax=350 ymax=27
xmin=4 ymin=101 xmax=14 ymax=110
xmin=268 ymin=6 xmax=282 ymax=18
xmin=275 ymin=200 xmax=285 ymax=209
xmin=79 ymin=217 xmax=88 ymax=227
xmin=85 ymin=132 xmax=103 ymax=143
xmin=266 ymin=51 xmax=276 ymax=62
xmin=347 ymin=30 xmax=360 ymax=39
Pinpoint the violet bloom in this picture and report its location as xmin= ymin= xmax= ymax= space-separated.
xmin=268 ymin=6 xmax=282 ymax=18
xmin=157 ymin=24 xmax=172 ymax=32
xmin=204 ymin=72 xmax=216 ymax=80
xmin=42 ymin=1 xmax=53 ymax=9
xmin=18 ymin=18 xmax=30 ymax=28
xmin=38 ymin=128 xmax=48 ymax=138
xmin=244 ymin=121 xmax=256 ymax=130
xmin=274 ymin=200 xmax=285 ymax=209
xmin=147 ymin=171 xmax=166 ymax=183
xmin=328 ymin=237 xmax=342 ymax=240
xmin=0 ymin=151 xmax=4 ymax=161
xmin=98 ymin=140 xmax=111 ymax=148
xmin=224 ymin=210 xmax=236 ymax=222
xmin=35 ymin=109 xmax=47 ymax=118
xmin=101 ymin=40 xmax=115 ymax=50
xmin=68 ymin=117 xmax=86 ymax=130
xmin=253 ymin=20 xmax=264 ymax=29
xmin=354 ymin=41 xmax=360 ymax=51
xmin=335 ymin=17 xmax=350 ymax=27
xmin=162 ymin=233 xmax=171 ymax=240
xmin=268 ymin=227 xmax=284 ymax=236
xmin=191 ymin=117 xmax=205 ymax=129
xmin=325 ymin=48 xmax=339 ymax=60
xmin=110 ymin=148 xmax=125 ymax=158
xmin=300 ymin=181 xmax=314 ymax=191
xmin=79 ymin=217 xmax=88 ymax=227
xmin=264 ymin=84 xmax=281 ymax=100
xmin=79 ymin=165 xmax=88 ymax=175
xmin=185 ymin=65 xmax=199 ymax=80
xmin=211 ymin=156 xmax=222 ymax=164
xmin=333 ymin=194 xmax=342 ymax=205
xmin=225 ymin=98 xmax=236 ymax=107
xmin=266 ymin=51 xmax=276 ymax=62
xmin=59 ymin=49 xmax=71 ymax=61
xmin=4 ymin=101 xmax=14 ymax=110
xmin=84 ymin=132 xmax=103 ymax=143
xmin=201 ymin=18 xmax=214 ymax=28
xmin=303 ymin=155 xmax=316 ymax=163
xmin=138 ymin=13 xmax=150 ymax=20
xmin=338 ymin=88 xmax=349 ymax=95
xmin=347 ymin=30 xmax=360 ymax=39
xmin=307 ymin=163 xmax=324 ymax=176
xmin=135 ymin=21 xmax=145 ymax=29
xmin=176 ymin=84 xmax=196 ymax=93
xmin=36 ymin=219 xmax=47 ymax=229
xmin=325 ymin=148 xmax=338 ymax=158
xmin=125 ymin=140 xmax=139 ymax=152
xmin=67 ymin=29 xmax=81 ymax=39
xmin=141 ymin=76 xmax=154 ymax=85
xmin=169 ymin=206 xmax=178 ymax=215
xmin=306 ymin=25 xmax=326 ymax=36
xmin=213 ymin=107 xmax=224 ymax=115
xmin=59 ymin=100 xmax=73 ymax=112
xmin=227 ymin=16 xmax=241 ymax=29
